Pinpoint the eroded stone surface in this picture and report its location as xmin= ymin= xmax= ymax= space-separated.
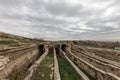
xmin=0 ymin=56 xmax=9 ymax=70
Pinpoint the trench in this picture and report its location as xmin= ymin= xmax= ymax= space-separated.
xmin=69 ymin=49 xmax=96 ymax=80
xmin=8 ymin=45 xmax=45 ymax=80
xmin=32 ymin=48 xmax=54 ymax=80
xmin=61 ymin=44 xmax=95 ymax=80
xmin=57 ymin=45 xmax=81 ymax=80
xmin=6 ymin=44 xmax=96 ymax=80
xmin=74 ymin=62 xmax=96 ymax=80
xmin=67 ymin=50 xmax=95 ymax=80
xmin=57 ymin=55 xmax=81 ymax=80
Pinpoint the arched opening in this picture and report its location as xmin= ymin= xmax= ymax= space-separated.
xmin=49 ymin=46 xmax=53 ymax=54
xmin=39 ymin=45 xmax=44 ymax=56
xmin=55 ymin=45 xmax=60 ymax=55
xmin=61 ymin=44 xmax=66 ymax=52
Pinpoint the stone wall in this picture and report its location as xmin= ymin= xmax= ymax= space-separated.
xmin=24 ymin=45 xmax=48 ymax=80
xmin=66 ymin=49 xmax=120 ymax=80
xmin=0 ymin=47 xmax=39 ymax=79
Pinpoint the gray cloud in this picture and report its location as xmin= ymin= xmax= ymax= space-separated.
xmin=0 ymin=0 xmax=120 ymax=41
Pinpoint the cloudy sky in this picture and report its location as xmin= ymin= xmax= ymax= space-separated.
xmin=0 ymin=0 xmax=120 ymax=41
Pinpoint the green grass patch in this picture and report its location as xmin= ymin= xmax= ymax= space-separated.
xmin=32 ymin=53 xmax=54 ymax=80
xmin=0 ymin=39 xmax=16 ymax=44
xmin=9 ymin=68 xmax=29 ymax=80
xmin=57 ymin=56 xmax=81 ymax=80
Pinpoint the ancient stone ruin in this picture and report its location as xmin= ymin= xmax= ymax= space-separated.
xmin=0 ymin=41 xmax=120 ymax=80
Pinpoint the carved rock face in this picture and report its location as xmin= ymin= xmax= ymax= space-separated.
xmin=0 ymin=56 xmax=9 ymax=70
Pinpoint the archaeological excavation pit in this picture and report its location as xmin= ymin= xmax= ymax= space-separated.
xmin=57 ymin=54 xmax=81 ymax=80
xmin=54 ymin=46 xmax=82 ymax=80
xmin=4 ymin=44 xmax=46 ymax=80
xmin=32 ymin=52 xmax=54 ymax=80
xmin=0 ymin=42 xmax=119 ymax=80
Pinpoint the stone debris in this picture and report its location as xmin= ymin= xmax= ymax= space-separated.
xmin=49 ymin=72 xmax=53 ymax=80
xmin=49 ymin=64 xmax=53 ymax=68
xmin=41 ymin=74 xmax=44 ymax=77
xmin=0 ymin=56 xmax=9 ymax=70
